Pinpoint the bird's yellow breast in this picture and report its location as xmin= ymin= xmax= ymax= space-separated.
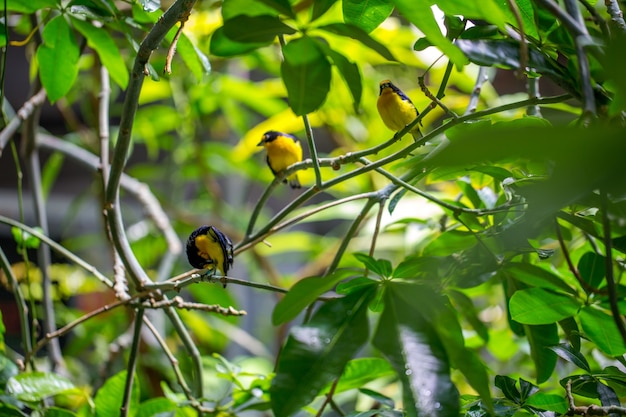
xmin=264 ymin=135 xmax=303 ymax=173
xmin=194 ymin=233 xmax=226 ymax=273
xmin=377 ymin=88 xmax=418 ymax=131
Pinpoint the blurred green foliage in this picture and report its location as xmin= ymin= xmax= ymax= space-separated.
xmin=1 ymin=0 xmax=626 ymax=416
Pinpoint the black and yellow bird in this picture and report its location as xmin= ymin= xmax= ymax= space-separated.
xmin=186 ymin=225 xmax=233 ymax=287
xmin=257 ymin=130 xmax=303 ymax=189
xmin=377 ymin=79 xmax=421 ymax=140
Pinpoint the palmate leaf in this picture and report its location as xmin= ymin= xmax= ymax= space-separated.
xmin=270 ymin=287 xmax=375 ymax=417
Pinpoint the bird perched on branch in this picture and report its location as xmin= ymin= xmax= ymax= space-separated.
xmin=257 ymin=130 xmax=303 ymax=189
xmin=377 ymin=79 xmax=422 ymax=141
xmin=186 ymin=225 xmax=233 ymax=287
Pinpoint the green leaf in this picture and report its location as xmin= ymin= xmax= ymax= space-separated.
xmin=448 ymin=289 xmax=489 ymax=342
xmin=318 ymin=45 xmax=362 ymax=112
xmin=281 ymin=36 xmax=331 ymax=115
xmin=327 ymin=357 xmax=396 ymax=394
xmin=504 ymin=263 xmax=576 ymax=294
xmin=547 ymin=343 xmax=591 ymax=372
xmin=353 ymin=253 xmax=392 ymax=277
xmin=136 ymin=397 xmax=177 ymax=417
xmin=37 ymin=16 xmax=80 ymax=103
xmin=580 ymin=306 xmax=626 ymax=356
xmin=525 ymin=393 xmax=568 ymax=414
xmin=358 ymin=388 xmax=395 ymax=408
xmin=257 ymin=0 xmax=295 ymax=17
xmin=560 ymin=374 xmax=600 ymax=399
xmin=272 ymin=270 xmax=351 ymax=325
xmin=7 ymin=0 xmax=57 ymax=12
xmin=43 ymin=407 xmax=78 ymax=417
xmin=423 ymin=230 xmax=476 ymax=256
xmin=495 ymin=375 xmax=521 ymax=403
xmin=223 ymin=15 xmax=296 ymax=43
xmin=222 ymin=0 xmax=280 ymax=18
xmin=525 ymin=323 xmax=558 ymax=384
xmin=577 ymin=252 xmax=606 ymax=291
xmin=317 ymin=23 xmax=395 ymax=61
xmin=343 ymin=0 xmax=394 ymax=33
xmin=312 ymin=0 xmax=337 ymax=21
xmin=70 ymin=18 xmax=129 ymax=89
xmin=95 ymin=371 xmax=139 ymax=417
xmin=559 ymin=317 xmax=581 ymax=351
xmin=5 ymin=372 xmax=75 ymax=403
xmin=391 ymin=0 xmax=468 ymax=67
xmin=210 ymin=27 xmax=270 ymax=57
xmin=518 ymin=378 xmax=539 ymax=401
xmin=373 ymin=283 xmax=460 ymax=417
xmin=169 ymin=31 xmax=211 ymax=81
xmin=509 ymin=287 xmax=580 ymax=325
xmin=12 ymin=227 xmax=42 ymax=249
xmin=0 ymin=355 xmax=18 ymax=389
xmin=596 ymin=381 xmax=620 ymax=408
xmin=270 ymin=287 xmax=375 ymax=417
xmin=455 ymin=39 xmax=585 ymax=98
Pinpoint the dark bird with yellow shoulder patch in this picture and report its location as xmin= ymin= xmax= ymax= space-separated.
xmin=257 ymin=130 xmax=303 ymax=189
xmin=377 ymin=79 xmax=421 ymax=141
xmin=186 ymin=225 xmax=233 ymax=287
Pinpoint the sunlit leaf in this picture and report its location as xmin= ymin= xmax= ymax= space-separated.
xmin=318 ymin=45 xmax=362 ymax=112
xmin=343 ymin=0 xmax=394 ymax=33
xmin=580 ymin=306 xmax=626 ymax=356
xmin=281 ymin=36 xmax=331 ymax=115
xmin=94 ymin=371 xmax=139 ymax=417
xmin=272 ymin=270 xmax=350 ymax=325
xmin=71 ymin=17 xmax=129 ymax=89
xmin=37 ymin=16 xmax=80 ymax=102
xmin=317 ymin=23 xmax=395 ymax=61
xmin=525 ymin=323 xmax=558 ymax=384
xmin=6 ymin=372 xmax=75 ymax=403
xmin=325 ymin=357 xmax=396 ymax=394
xmin=509 ymin=287 xmax=580 ymax=325
xmin=391 ymin=0 xmax=468 ymax=67
xmin=210 ymin=27 xmax=270 ymax=57
xmin=223 ymin=15 xmax=296 ymax=43
xmin=577 ymin=252 xmax=606 ymax=291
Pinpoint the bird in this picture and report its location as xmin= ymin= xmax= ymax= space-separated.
xmin=186 ymin=225 xmax=234 ymax=287
xmin=377 ymin=79 xmax=422 ymax=141
xmin=257 ymin=130 xmax=303 ymax=189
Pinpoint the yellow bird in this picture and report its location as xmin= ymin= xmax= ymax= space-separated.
xmin=257 ymin=130 xmax=303 ymax=189
xmin=186 ymin=225 xmax=234 ymax=287
xmin=377 ymin=79 xmax=421 ymax=140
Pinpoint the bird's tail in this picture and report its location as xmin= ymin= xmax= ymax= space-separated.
xmin=288 ymin=175 xmax=301 ymax=189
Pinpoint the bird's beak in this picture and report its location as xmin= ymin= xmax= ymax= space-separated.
xmin=257 ymin=139 xmax=264 ymax=146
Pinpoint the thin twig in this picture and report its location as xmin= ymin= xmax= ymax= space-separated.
xmin=120 ymin=309 xmax=144 ymax=417
xmin=104 ymin=0 xmax=198 ymax=287
xmin=526 ymin=77 xmax=542 ymax=117
xmin=0 ymin=88 xmax=46 ymax=156
xmin=418 ymin=75 xmax=458 ymax=118
xmin=579 ymin=0 xmax=610 ymax=38
xmin=465 ymin=67 xmax=490 ymax=115
xmin=0 ymin=246 xmax=33 ymax=368
xmin=604 ymin=0 xmax=626 ymax=33
xmin=507 ymin=0 xmax=529 ymax=76
xmin=555 ymin=218 xmax=599 ymax=295
xmin=164 ymin=19 xmax=187 ymax=74
xmin=600 ymin=190 xmax=626 ymax=344
xmin=566 ymin=378 xmax=626 ymax=415
xmin=146 ymin=296 xmax=247 ymax=316
xmin=315 ymin=378 xmax=342 ymax=417
xmin=0 ymin=215 xmax=114 ymax=287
